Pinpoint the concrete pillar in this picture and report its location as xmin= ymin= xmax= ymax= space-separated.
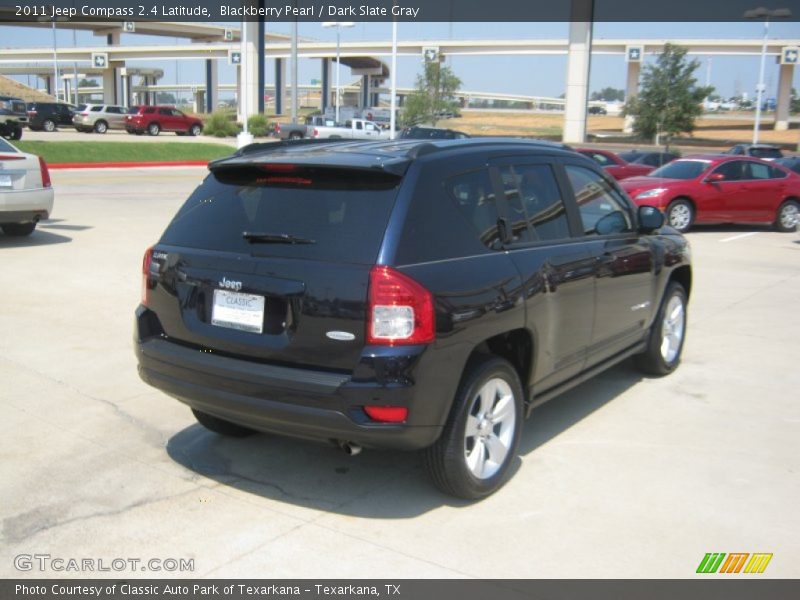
xmin=194 ymin=89 xmax=206 ymax=114
xmin=205 ymin=59 xmax=218 ymax=113
xmin=257 ymin=14 xmax=265 ymax=114
xmin=775 ymin=63 xmax=794 ymax=132
xmin=239 ymin=20 xmax=259 ymax=124
xmin=63 ymin=79 xmax=72 ymax=104
xmin=43 ymin=75 xmax=52 ymax=95
xmin=623 ymin=60 xmax=641 ymax=134
xmin=275 ymin=58 xmax=286 ymax=115
xmin=562 ymin=2 xmax=594 ymax=144
xmin=321 ymin=58 xmax=330 ymax=112
xmin=361 ymin=75 xmax=369 ymax=108
xmin=107 ymin=32 xmax=122 ymax=105
xmin=102 ymin=69 xmax=115 ymax=104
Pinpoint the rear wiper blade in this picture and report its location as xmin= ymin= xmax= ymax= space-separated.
xmin=243 ymin=232 xmax=316 ymax=245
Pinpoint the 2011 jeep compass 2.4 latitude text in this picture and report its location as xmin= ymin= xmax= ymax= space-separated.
xmin=135 ymin=138 xmax=692 ymax=499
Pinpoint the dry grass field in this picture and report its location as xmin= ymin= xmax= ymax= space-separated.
xmin=443 ymin=111 xmax=799 ymax=146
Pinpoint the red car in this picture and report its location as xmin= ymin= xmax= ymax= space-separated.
xmin=620 ymin=154 xmax=800 ymax=233
xmin=125 ymin=106 xmax=203 ymax=137
xmin=577 ymin=148 xmax=655 ymax=180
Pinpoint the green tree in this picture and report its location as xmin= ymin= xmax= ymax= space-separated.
xmin=624 ymin=44 xmax=713 ymax=147
xmin=77 ymin=78 xmax=98 ymax=88
xmin=402 ymin=61 xmax=462 ymax=126
xmin=591 ymin=87 xmax=624 ymax=102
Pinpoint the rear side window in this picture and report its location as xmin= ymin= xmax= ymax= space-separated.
xmin=750 ymin=147 xmax=782 ymax=160
xmin=90 ymin=106 xmax=103 ymax=112
xmin=499 ymin=164 xmax=571 ymax=243
xmin=159 ymin=108 xmax=171 ymax=115
xmin=447 ymin=169 xmax=502 ymax=250
xmin=565 ymin=165 xmax=633 ymax=236
xmin=144 ymin=108 xmax=156 ymax=114
xmin=160 ymin=168 xmax=400 ymax=264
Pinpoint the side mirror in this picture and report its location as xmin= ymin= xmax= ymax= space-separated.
xmin=595 ymin=211 xmax=628 ymax=236
xmin=706 ymin=172 xmax=726 ymax=183
xmin=638 ymin=205 xmax=664 ymax=232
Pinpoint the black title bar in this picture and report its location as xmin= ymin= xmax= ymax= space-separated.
xmin=1 ymin=0 xmax=800 ymax=22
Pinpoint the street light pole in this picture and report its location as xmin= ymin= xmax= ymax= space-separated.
xmin=753 ymin=17 xmax=769 ymax=144
xmin=322 ymin=22 xmax=354 ymax=124
xmin=335 ymin=29 xmax=341 ymax=123
xmin=51 ymin=21 xmax=59 ymax=101
xmin=390 ymin=16 xmax=398 ymax=139
xmin=745 ymin=7 xmax=792 ymax=145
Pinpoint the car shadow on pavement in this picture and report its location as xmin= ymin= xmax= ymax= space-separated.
xmin=0 ymin=229 xmax=71 ymax=247
xmin=38 ymin=219 xmax=93 ymax=232
xmin=166 ymin=360 xmax=642 ymax=517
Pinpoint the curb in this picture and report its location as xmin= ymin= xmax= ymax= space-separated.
xmin=48 ymin=160 xmax=210 ymax=170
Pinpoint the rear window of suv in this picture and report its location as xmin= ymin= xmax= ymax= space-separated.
xmin=159 ymin=168 xmax=401 ymax=264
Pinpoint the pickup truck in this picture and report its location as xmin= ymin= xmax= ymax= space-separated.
xmin=310 ymin=119 xmax=385 ymax=140
xmin=274 ymin=116 xmax=336 ymax=140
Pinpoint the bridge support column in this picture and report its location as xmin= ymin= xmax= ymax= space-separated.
xmin=205 ymin=59 xmax=218 ymax=113
xmin=562 ymin=3 xmax=594 ymax=144
xmin=106 ymin=32 xmax=122 ymax=105
xmin=775 ymin=63 xmax=794 ymax=131
xmin=321 ymin=58 xmax=330 ymax=113
xmin=238 ymin=20 xmax=259 ymax=124
xmin=193 ymin=89 xmax=206 ymax=114
xmin=361 ymin=75 xmax=369 ymax=108
xmin=275 ymin=58 xmax=286 ymax=115
xmin=43 ymin=75 xmax=52 ymax=95
xmin=102 ymin=68 xmax=115 ymax=105
xmin=623 ymin=60 xmax=640 ymax=133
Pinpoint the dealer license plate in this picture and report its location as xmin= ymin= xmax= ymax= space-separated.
xmin=0 ymin=175 xmax=12 ymax=187
xmin=211 ymin=289 xmax=265 ymax=334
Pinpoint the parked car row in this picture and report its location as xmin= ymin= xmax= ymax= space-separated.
xmin=0 ymin=99 xmax=204 ymax=138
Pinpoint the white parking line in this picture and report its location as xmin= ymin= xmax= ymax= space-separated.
xmin=719 ymin=232 xmax=761 ymax=243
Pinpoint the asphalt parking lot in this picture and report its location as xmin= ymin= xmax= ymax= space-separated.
xmin=1 ymin=167 xmax=799 ymax=578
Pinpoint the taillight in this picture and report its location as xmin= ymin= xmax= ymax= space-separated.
xmin=367 ymin=266 xmax=435 ymax=345
xmin=275 ymin=123 xmax=281 ymax=133
xmin=312 ymin=128 xmax=319 ymax=138
xmin=364 ymin=406 xmax=408 ymax=423
xmin=38 ymin=156 xmax=51 ymax=188
xmin=27 ymin=110 xmax=37 ymax=116
xmin=141 ymin=246 xmax=154 ymax=306
xmin=80 ymin=112 xmax=88 ymax=116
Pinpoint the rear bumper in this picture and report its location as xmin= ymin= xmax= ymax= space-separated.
xmin=134 ymin=308 xmax=448 ymax=450
xmin=0 ymin=188 xmax=54 ymax=222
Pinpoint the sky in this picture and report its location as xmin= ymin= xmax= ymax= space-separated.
xmin=1 ymin=20 xmax=799 ymax=102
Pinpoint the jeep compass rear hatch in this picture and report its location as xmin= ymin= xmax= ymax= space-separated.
xmin=144 ymin=152 xmax=406 ymax=373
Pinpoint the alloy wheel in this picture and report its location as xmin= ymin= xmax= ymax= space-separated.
xmin=464 ymin=378 xmax=516 ymax=480
xmin=660 ymin=294 xmax=685 ymax=364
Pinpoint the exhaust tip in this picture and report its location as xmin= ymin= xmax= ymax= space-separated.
xmin=338 ymin=441 xmax=362 ymax=456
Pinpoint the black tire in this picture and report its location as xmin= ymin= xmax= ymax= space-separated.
xmin=2 ymin=222 xmax=36 ymax=237
xmin=9 ymin=126 xmax=22 ymax=141
xmin=635 ymin=282 xmax=688 ymax=376
xmin=191 ymin=408 xmax=256 ymax=438
xmin=423 ymin=356 xmax=523 ymax=499
xmin=289 ymin=131 xmax=303 ymax=140
xmin=189 ymin=124 xmax=202 ymax=137
xmin=43 ymin=119 xmax=56 ymax=132
xmin=665 ymin=198 xmax=694 ymax=233
xmin=774 ymin=199 xmax=799 ymax=233
xmin=94 ymin=120 xmax=108 ymax=134
xmin=147 ymin=123 xmax=160 ymax=136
